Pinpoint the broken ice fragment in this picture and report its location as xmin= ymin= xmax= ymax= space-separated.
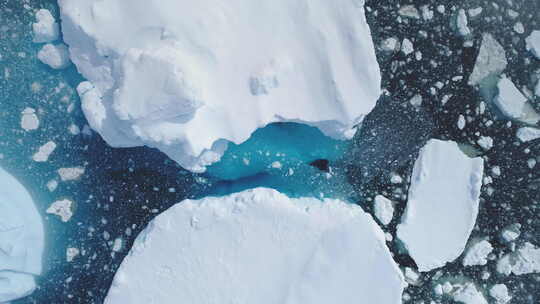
xmin=516 ymin=127 xmax=540 ymax=142
xmin=37 ymin=43 xmax=71 ymax=69
xmin=57 ymin=167 xmax=85 ymax=181
xmin=494 ymin=76 xmax=539 ymax=124
xmin=468 ymin=34 xmax=507 ymax=86
xmin=32 ymin=9 xmax=59 ymax=43
xmin=20 ymin=108 xmax=39 ymax=131
xmin=496 ymin=242 xmax=540 ymax=276
xmin=526 ymin=30 xmax=540 ymax=59
xmin=397 ymin=139 xmax=484 ymax=272
xmin=46 ymin=199 xmax=74 ymax=222
xmin=462 ymin=239 xmax=493 ymax=267
xmin=32 ymin=141 xmax=56 ymax=162
xmin=489 ymin=284 xmax=511 ymax=304
xmin=374 ymin=195 xmax=394 ymax=226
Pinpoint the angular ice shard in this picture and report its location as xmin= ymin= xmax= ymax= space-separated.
xmin=105 ymin=188 xmax=404 ymax=304
xmin=58 ymin=0 xmax=381 ymax=172
xmin=37 ymin=43 xmax=71 ymax=70
xmin=496 ymin=242 xmax=540 ymax=276
xmin=32 ymin=9 xmax=59 ymax=43
xmin=468 ymin=34 xmax=507 ymax=86
xmin=397 ymin=139 xmax=484 ymax=272
xmin=494 ymin=76 xmax=539 ymax=123
xmin=526 ymin=30 xmax=540 ymax=59
xmin=0 ymin=167 xmax=44 ymax=302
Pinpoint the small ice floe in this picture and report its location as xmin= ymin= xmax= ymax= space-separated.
xmin=401 ymin=38 xmax=414 ymax=55
xmin=66 ymin=247 xmax=80 ymax=262
xmin=32 ymin=141 xmax=56 ymax=162
xmin=57 ymin=167 xmax=85 ymax=181
xmin=398 ymin=5 xmax=420 ymax=19
xmin=477 ymin=136 xmax=493 ymax=151
xmin=455 ymin=9 xmax=471 ymax=37
xmin=37 ymin=43 xmax=71 ymax=69
xmin=494 ymin=76 xmax=539 ymax=124
xmin=381 ymin=37 xmax=399 ymax=53
xmin=452 ymin=282 xmax=488 ymax=304
xmin=525 ymin=30 xmax=540 ymax=59
xmin=500 ymin=223 xmax=521 ymax=243
xmin=374 ymin=195 xmax=394 ymax=226
xmin=397 ymin=139 xmax=484 ymax=272
xmin=468 ymin=7 xmax=483 ymax=18
xmin=46 ymin=199 xmax=74 ymax=222
xmin=496 ymin=242 xmax=540 ymax=275
xmin=112 ymin=238 xmax=123 ymax=252
xmin=20 ymin=107 xmax=39 ymax=131
xmin=462 ymin=239 xmax=493 ymax=267
xmin=517 ymin=127 xmax=540 ymax=142
xmin=489 ymin=284 xmax=511 ymax=304
xmin=468 ymin=34 xmax=507 ymax=86
xmin=457 ymin=115 xmax=466 ymax=130
xmin=32 ymin=9 xmax=59 ymax=43
xmin=46 ymin=179 xmax=58 ymax=192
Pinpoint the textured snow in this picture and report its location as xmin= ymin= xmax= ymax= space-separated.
xmin=37 ymin=43 xmax=71 ymax=69
xmin=105 ymin=188 xmax=404 ymax=304
xmin=58 ymin=0 xmax=381 ymax=172
xmin=0 ymin=167 xmax=44 ymax=302
xmin=517 ymin=127 xmax=540 ymax=142
xmin=462 ymin=239 xmax=493 ymax=267
xmin=397 ymin=139 xmax=484 ymax=272
xmin=526 ymin=30 xmax=540 ymax=59
xmin=468 ymin=34 xmax=507 ymax=86
xmin=374 ymin=195 xmax=394 ymax=226
xmin=496 ymin=242 xmax=540 ymax=276
xmin=32 ymin=9 xmax=59 ymax=43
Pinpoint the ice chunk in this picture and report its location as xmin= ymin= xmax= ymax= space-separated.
xmin=401 ymin=38 xmax=414 ymax=55
xmin=397 ymin=139 xmax=484 ymax=272
xmin=58 ymin=0 xmax=381 ymax=173
xmin=398 ymin=5 xmax=420 ymax=19
xmin=494 ymin=77 xmax=527 ymax=119
xmin=0 ymin=167 xmax=44 ymax=302
xmin=526 ymin=30 xmax=540 ymax=59
xmin=105 ymin=188 xmax=405 ymax=304
xmin=374 ymin=195 xmax=394 ymax=226
xmin=381 ymin=37 xmax=399 ymax=52
xmin=489 ymin=284 xmax=511 ymax=304
xmin=32 ymin=141 xmax=57 ymax=162
xmin=46 ymin=199 xmax=74 ymax=222
xmin=66 ymin=247 xmax=80 ymax=262
xmin=456 ymin=9 xmax=471 ymax=37
xmin=468 ymin=34 xmax=507 ymax=86
xmin=57 ymin=167 xmax=84 ymax=181
xmin=462 ymin=239 xmax=493 ymax=266
xmin=496 ymin=242 xmax=540 ymax=275
xmin=37 ymin=43 xmax=71 ymax=69
xmin=477 ymin=136 xmax=493 ymax=150
xmin=20 ymin=107 xmax=39 ymax=131
xmin=500 ymin=223 xmax=521 ymax=242
xmin=452 ymin=282 xmax=488 ymax=304
xmin=32 ymin=9 xmax=59 ymax=43
xmin=517 ymin=127 xmax=540 ymax=142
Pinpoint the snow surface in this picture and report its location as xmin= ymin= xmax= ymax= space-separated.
xmin=526 ymin=30 xmax=540 ymax=59
xmin=32 ymin=9 xmax=59 ymax=43
xmin=58 ymin=0 xmax=381 ymax=172
xmin=0 ymin=167 xmax=44 ymax=302
xmin=105 ymin=188 xmax=405 ymax=304
xmin=397 ymin=139 xmax=484 ymax=272
xmin=37 ymin=43 xmax=71 ymax=69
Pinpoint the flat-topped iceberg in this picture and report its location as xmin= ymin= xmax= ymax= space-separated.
xmin=0 ymin=167 xmax=44 ymax=302
xmin=105 ymin=188 xmax=405 ymax=304
xmin=397 ymin=139 xmax=484 ymax=272
xmin=58 ymin=0 xmax=381 ymax=172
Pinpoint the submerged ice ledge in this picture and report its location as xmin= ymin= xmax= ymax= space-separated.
xmin=58 ymin=0 xmax=381 ymax=172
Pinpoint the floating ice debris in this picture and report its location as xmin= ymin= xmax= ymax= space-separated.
xmin=468 ymin=34 xmax=507 ymax=86
xmin=496 ymin=242 xmax=540 ymax=276
xmin=66 ymin=247 xmax=80 ymax=262
xmin=462 ymin=239 xmax=493 ymax=267
xmin=517 ymin=127 xmax=540 ymax=142
xmin=390 ymin=173 xmax=403 ymax=184
xmin=403 ymin=267 xmax=420 ymax=285
xmin=409 ymin=94 xmax=422 ymax=108
xmin=489 ymin=284 xmax=511 ymax=304
xmin=46 ymin=179 xmax=58 ymax=192
xmin=105 ymin=188 xmax=405 ymax=304
xmin=112 ymin=238 xmax=123 ymax=253
xmin=526 ymin=30 xmax=540 ymax=59
xmin=397 ymin=139 xmax=484 ymax=272
xmin=20 ymin=107 xmax=39 ymax=131
xmin=468 ymin=7 xmax=483 ymax=18
xmin=37 ymin=43 xmax=71 ymax=69
xmin=494 ymin=76 xmax=539 ymax=124
xmin=401 ymin=38 xmax=414 ymax=55
xmin=501 ymin=223 xmax=521 ymax=243
xmin=513 ymin=22 xmax=525 ymax=34
xmin=32 ymin=141 xmax=57 ymax=162
xmin=452 ymin=282 xmax=488 ymax=304
xmin=477 ymin=136 xmax=493 ymax=151
xmin=420 ymin=5 xmax=433 ymax=21
xmin=59 ymin=0 xmax=381 ymax=173
xmin=381 ymin=37 xmax=399 ymax=52
xmin=456 ymin=9 xmax=471 ymax=37
xmin=46 ymin=199 xmax=74 ymax=222
xmin=0 ymin=167 xmax=44 ymax=302
xmin=374 ymin=195 xmax=394 ymax=226
xmin=57 ymin=167 xmax=84 ymax=181
xmin=398 ymin=5 xmax=420 ymax=19
xmin=32 ymin=9 xmax=59 ymax=43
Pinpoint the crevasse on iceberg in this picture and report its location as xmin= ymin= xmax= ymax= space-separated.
xmin=105 ymin=188 xmax=405 ymax=304
xmin=0 ymin=167 xmax=44 ymax=303
xmin=58 ymin=0 xmax=381 ymax=172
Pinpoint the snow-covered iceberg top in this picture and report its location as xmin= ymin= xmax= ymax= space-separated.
xmin=0 ymin=167 xmax=44 ymax=302
xmin=58 ymin=0 xmax=381 ymax=172
xmin=105 ymin=188 xmax=404 ymax=304
xmin=397 ymin=139 xmax=484 ymax=272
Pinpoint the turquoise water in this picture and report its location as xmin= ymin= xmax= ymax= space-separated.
xmin=0 ymin=1 xmax=357 ymax=302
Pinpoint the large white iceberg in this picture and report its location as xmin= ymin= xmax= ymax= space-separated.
xmin=58 ymin=0 xmax=381 ymax=172
xmin=105 ymin=188 xmax=405 ymax=304
xmin=0 ymin=167 xmax=44 ymax=302
xmin=397 ymin=139 xmax=484 ymax=272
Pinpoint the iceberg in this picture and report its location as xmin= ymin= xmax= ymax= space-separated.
xmin=58 ymin=0 xmax=381 ymax=172
xmin=0 ymin=167 xmax=44 ymax=302
xmin=105 ymin=188 xmax=405 ymax=304
xmin=397 ymin=139 xmax=484 ymax=272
